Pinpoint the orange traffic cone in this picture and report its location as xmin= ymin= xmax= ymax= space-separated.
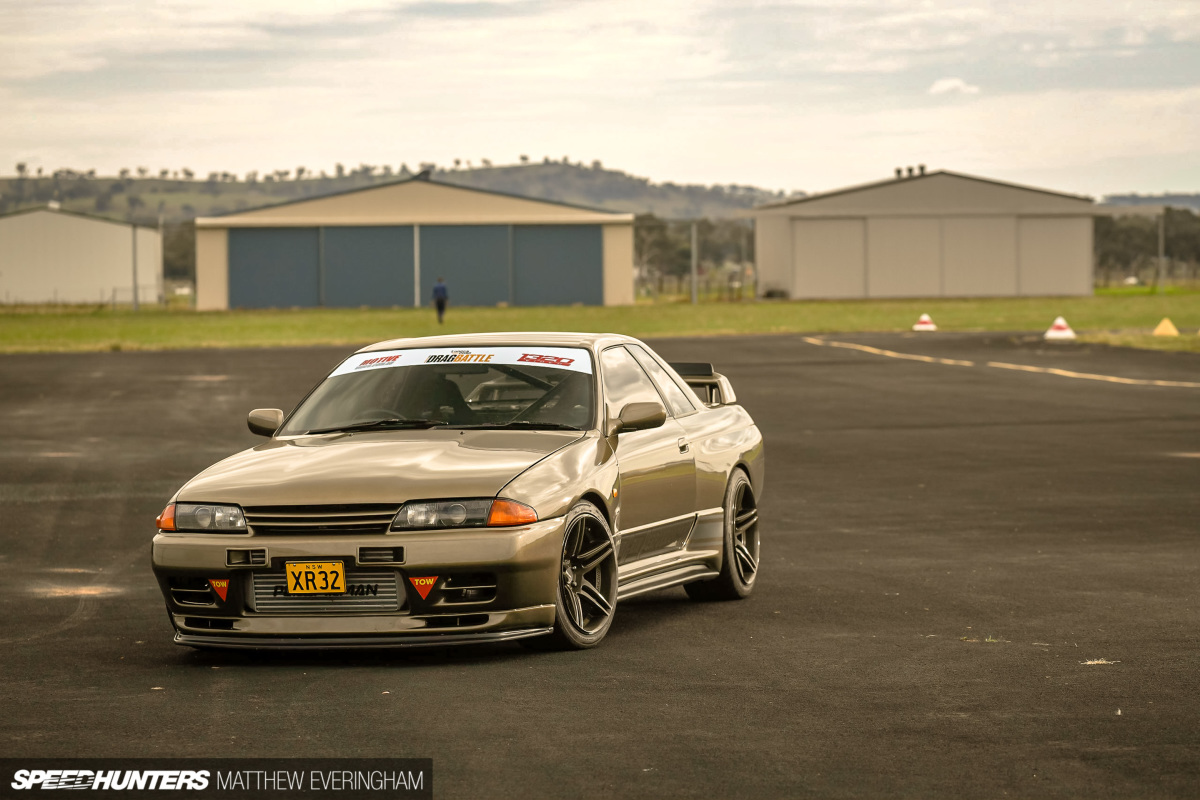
xmin=1153 ymin=318 xmax=1180 ymax=337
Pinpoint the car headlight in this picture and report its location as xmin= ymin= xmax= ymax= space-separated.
xmin=391 ymin=498 xmax=537 ymax=530
xmin=156 ymin=502 xmax=247 ymax=533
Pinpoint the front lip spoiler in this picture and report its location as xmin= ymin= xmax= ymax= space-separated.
xmin=173 ymin=627 xmax=553 ymax=650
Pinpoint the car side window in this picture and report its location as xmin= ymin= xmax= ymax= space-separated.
xmin=600 ymin=346 xmax=668 ymax=418
xmin=628 ymin=345 xmax=697 ymax=417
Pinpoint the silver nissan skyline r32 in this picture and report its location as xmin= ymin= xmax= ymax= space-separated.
xmin=151 ymin=332 xmax=764 ymax=650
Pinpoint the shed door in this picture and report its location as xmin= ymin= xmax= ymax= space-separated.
xmin=420 ymin=226 xmax=510 ymax=307
xmin=791 ymin=219 xmax=866 ymax=299
xmin=866 ymin=218 xmax=941 ymax=298
xmin=513 ymin=225 xmax=603 ymax=306
xmin=228 ymin=228 xmax=320 ymax=309
xmin=942 ymin=217 xmax=1017 ymax=297
xmin=323 ymin=226 xmax=414 ymax=308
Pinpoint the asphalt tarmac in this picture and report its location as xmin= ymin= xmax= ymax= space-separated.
xmin=1 ymin=333 xmax=1198 ymax=798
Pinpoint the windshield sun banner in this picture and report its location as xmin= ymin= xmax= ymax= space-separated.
xmin=330 ymin=347 xmax=593 ymax=378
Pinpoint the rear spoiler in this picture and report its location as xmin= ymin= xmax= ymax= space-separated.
xmin=668 ymin=362 xmax=738 ymax=407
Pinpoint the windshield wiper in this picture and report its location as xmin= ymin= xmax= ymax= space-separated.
xmin=462 ymin=421 xmax=584 ymax=431
xmin=304 ymin=418 xmax=450 ymax=435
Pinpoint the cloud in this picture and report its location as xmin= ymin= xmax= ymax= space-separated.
xmin=928 ymin=77 xmax=981 ymax=95
xmin=3 ymin=0 xmax=1200 ymax=194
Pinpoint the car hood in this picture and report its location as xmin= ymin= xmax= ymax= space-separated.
xmin=177 ymin=429 xmax=584 ymax=507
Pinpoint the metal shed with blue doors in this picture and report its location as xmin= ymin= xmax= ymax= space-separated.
xmin=194 ymin=177 xmax=635 ymax=310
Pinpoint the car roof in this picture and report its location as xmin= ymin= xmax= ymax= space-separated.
xmin=356 ymin=331 xmax=640 ymax=354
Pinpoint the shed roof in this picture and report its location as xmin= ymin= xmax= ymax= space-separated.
xmin=751 ymin=170 xmax=1095 ymax=218
xmin=196 ymin=177 xmax=635 ymax=228
xmin=0 ymin=205 xmax=150 ymax=229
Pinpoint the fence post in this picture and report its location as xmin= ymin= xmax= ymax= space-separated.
xmin=131 ymin=225 xmax=140 ymax=311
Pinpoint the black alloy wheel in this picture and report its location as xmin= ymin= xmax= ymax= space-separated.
xmin=685 ymin=469 xmax=759 ymax=601
xmin=526 ymin=501 xmax=618 ymax=650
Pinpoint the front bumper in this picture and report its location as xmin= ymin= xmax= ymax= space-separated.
xmin=152 ymin=517 xmax=565 ymax=648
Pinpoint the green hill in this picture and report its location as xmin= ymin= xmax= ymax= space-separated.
xmin=0 ymin=161 xmax=790 ymax=225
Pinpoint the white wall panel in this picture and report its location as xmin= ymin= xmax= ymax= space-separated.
xmin=791 ymin=219 xmax=866 ymax=298
xmin=1018 ymin=217 xmax=1093 ymax=296
xmin=942 ymin=216 xmax=1017 ymax=296
xmin=866 ymin=218 xmax=941 ymax=297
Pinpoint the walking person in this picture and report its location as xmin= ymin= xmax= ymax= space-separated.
xmin=432 ymin=277 xmax=448 ymax=324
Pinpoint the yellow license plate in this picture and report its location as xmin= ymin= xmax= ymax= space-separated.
xmin=285 ymin=561 xmax=346 ymax=594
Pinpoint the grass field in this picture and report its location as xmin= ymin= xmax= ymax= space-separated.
xmin=0 ymin=292 xmax=1197 ymax=354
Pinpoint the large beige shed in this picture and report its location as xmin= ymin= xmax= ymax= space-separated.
xmin=195 ymin=176 xmax=635 ymax=311
xmin=751 ymin=170 xmax=1096 ymax=299
xmin=0 ymin=206 xmax=161 ymax=305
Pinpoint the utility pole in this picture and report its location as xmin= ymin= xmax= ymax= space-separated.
xmin=690 ymin=221 xmax=698 ymax=305
xmin=1156 ymin=209 xmax=1166 ymax=294
xmin=131 ymin=224 xmax=139 ymax=311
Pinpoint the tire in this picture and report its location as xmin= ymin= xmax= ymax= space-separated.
xmin=685 ymin=469 xmax=759 ymax=601
xmin=523 ymin=500 xmax=619 ymax=650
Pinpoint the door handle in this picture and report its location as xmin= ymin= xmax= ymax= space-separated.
xmin=677 ymin=438 xmax=690 ymax=454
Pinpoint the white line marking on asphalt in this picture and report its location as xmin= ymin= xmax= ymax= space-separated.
xmin=802 ymin=337 xmax=1200 ymax=388
xmin=986 ymin=361 xmax=1200 ymax=388
xmin=801 ymin=337 xmax=975 ymax=367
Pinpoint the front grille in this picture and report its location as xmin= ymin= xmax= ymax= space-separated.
xmin=243 ymin=504 xmax=401 ymax=535
xmin=169 ymin=577 xmax=214 ymax=606
xmin=249 ymin=570 xmax=402 ymax=613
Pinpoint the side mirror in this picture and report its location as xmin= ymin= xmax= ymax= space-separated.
xmin=247 ymin=408 xmax=284 ymax=437
xmin=609 ymin=401 xmax=667 ymax=435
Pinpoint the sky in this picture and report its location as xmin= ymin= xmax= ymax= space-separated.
xmin=2 ymin=0 xmax=1198 ymax=198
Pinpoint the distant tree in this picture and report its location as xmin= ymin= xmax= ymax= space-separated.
xmin=137 ymin=167 xmax=149 ymax=178
xmin=520 ymin=155 xmax=529 ymax=164
xmin=36 ymin=167 xmax=43 ymax=177
xmin=295 ymin=167 xmax=306 ymax=180
xmin=86 ymin=169 xmax=96 ymax=179
xmin=543 ymin=156 xmax=551 ymax=164
xmin=335 ymin=163 xmax=345 ymax=178
xmin=381 ymin=165 xmax=393 ymax=177
xmin=481 ymin=158 xmax=492 ymax=168
xmin=592 ymin=160 xmax=603 ymax=170
xmin=15 ymin=163 xmax=27 ymax=177
xmin=119 ymin=168 xmax=131 ymax=179
xmin=162 ymin=222 xmax=196 ymax=281
xmin=159 ymin=169 xmax=169 ymax=179
xmin=181 ymin=168 xmax=194 ymax=180
xmin=454 ymin=159 xmax=462 ymax=169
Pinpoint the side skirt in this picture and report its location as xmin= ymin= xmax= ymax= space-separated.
xmin=617 ymin=555 xmax=719 ymax=601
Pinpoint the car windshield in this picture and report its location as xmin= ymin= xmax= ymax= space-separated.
xmin=280 ymin=346 xmax=595 ymax=435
